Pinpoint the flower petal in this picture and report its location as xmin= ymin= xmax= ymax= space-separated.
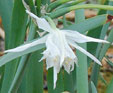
xmin=69 ymin=41 xmax=102 ymax=65
xmin=45 ymin=34 xmax=60 ymax=56
xmin=53 ymin=67 xmax=57 ymax=89
xmin=5 ymin=34 xmax=48 ymax=53
xmin=26 ymin=10 xmax=53 ymax=32
xmin=62 ymin=30 xmax=109 ymax=43
xmin=46 ymin=57 xmax=54 ymax=69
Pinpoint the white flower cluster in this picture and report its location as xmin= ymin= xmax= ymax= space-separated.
xmin=5 ymin=10 xmax=109 ymax=88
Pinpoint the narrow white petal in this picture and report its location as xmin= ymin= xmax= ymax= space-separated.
xmin=5 ymin=34 xmax=48 ymax=53
xmin=62 ymin=30 xmax=109 ymax=43
xmin=63 ymin=63 xmax=70 ymax=74
xmin=5 ymin=43 xmax=32 ymax=53
xmin=56 ymin=31 xmax=66 ymax=67
xmin=70 ymin=61 xmax=75 ymax=71
xmin=46 ymin=34 xmax=60 ymax=56
xmin=69 ymin=41 xmax=102 ymax=65
xmin=26 ymin=10 xmax=53 ymax=32
xmin=53 ymin=67 xmax=57 ymax=89
xmin=46 ymin=57 xmax=54 ymax=69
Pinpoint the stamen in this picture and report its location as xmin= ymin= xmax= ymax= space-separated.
xmin=53 ymin=56 xmax=59 ymax=62
xmin=64 ymin=57 xmax=72 ymax=65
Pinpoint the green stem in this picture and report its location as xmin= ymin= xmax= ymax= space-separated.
xmin=47 ymin=0 xmax=72 ymax=12
xmin=45 ymin=16 xmax=57 ymax=29
xmin=48 ymin=4 xmax=113 ymax=18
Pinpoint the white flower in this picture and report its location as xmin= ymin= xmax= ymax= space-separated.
xmin=5 ymin=10 xmax=109 ymax=88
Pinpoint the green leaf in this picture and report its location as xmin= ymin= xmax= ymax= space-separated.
xmin=8 ymin=54 xmax=31 ymax=93
xmin=105 ymin=57 xmax=113 ymax=67
xmin=47 ymin=68 xmax=64 ymax=93
xmin=8 ymin=20 xmax=43 ymax=92
xmin=62 ymin=7 xmax=84 ymax=92
xmin=17 ymin=22 xmax=43 ymax=93
xmin=99 ymin=28 xmax=113 ymax=63
xmin=49 ymin=4 xmax=113 ymax=18
xmin=17 ymin=1 xmax=44 ymax=92
xmin=47 ymin=0 xmax=71 ymax=12
xmin=63 ymin=71 xmax=74 ymax=93
xmin=76 ymin=43 xmax=88 ymax=93
xmin=90 ymin=1 xmax=113 ymax=87
xmin=66 ymin=14 xmax=108 ymax=33
xmin=0 ymin=0 xmax=28 ymax=92
xmin=87 ymin=23 xmax=110 ymax=67
xmin=0 ymin=0 xmax=13 ymax=49
xmin=0 ymin=0 xmax=13 ymax=91
xmin=75 ymin=5 xmax=88 ymax=93
xmin=99 ymin=74 xmax=107 ymax=86
xmin=91 ymin=81 xmax=97 ymax=93
xmin=19 ymin=50 xmax=43 ymax=93
xmin=91 ymin=27 xmax=113 ymax=87
xmin=55 ymin=0 xmax=85 ymax=11
xmin=106 ymin=77 xmax=113 ymax=93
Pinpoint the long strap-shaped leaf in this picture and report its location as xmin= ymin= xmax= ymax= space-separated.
xmin=106 ymin=77 xmax=113 ymax=93
xmin=49 ymin=4 xmax=113 ymax=18
xmin=66 ymin=14 xmax=108 ymax=33
xmin=9 ymin=0 xmax=44 ymax=92
xmin=0 ymin=0 xmax=13 ymax=49
xmin=90 ymin=1 xmax=113 ymax=87
xmin=75 ymin=4 xmax=88 ymax=93
xmin=8 ymin=21 xmax=36 ymax=92
xmin=0 ymin=0 xmax=13 ymax=91
xmin=0 ymin=0 xmax=27 ymax=92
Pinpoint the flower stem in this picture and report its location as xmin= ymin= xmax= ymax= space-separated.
xmin=45 ymin=16 xmax=57 ymax=29
xmin=48 ymin=4 xmax=113 ymax=18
